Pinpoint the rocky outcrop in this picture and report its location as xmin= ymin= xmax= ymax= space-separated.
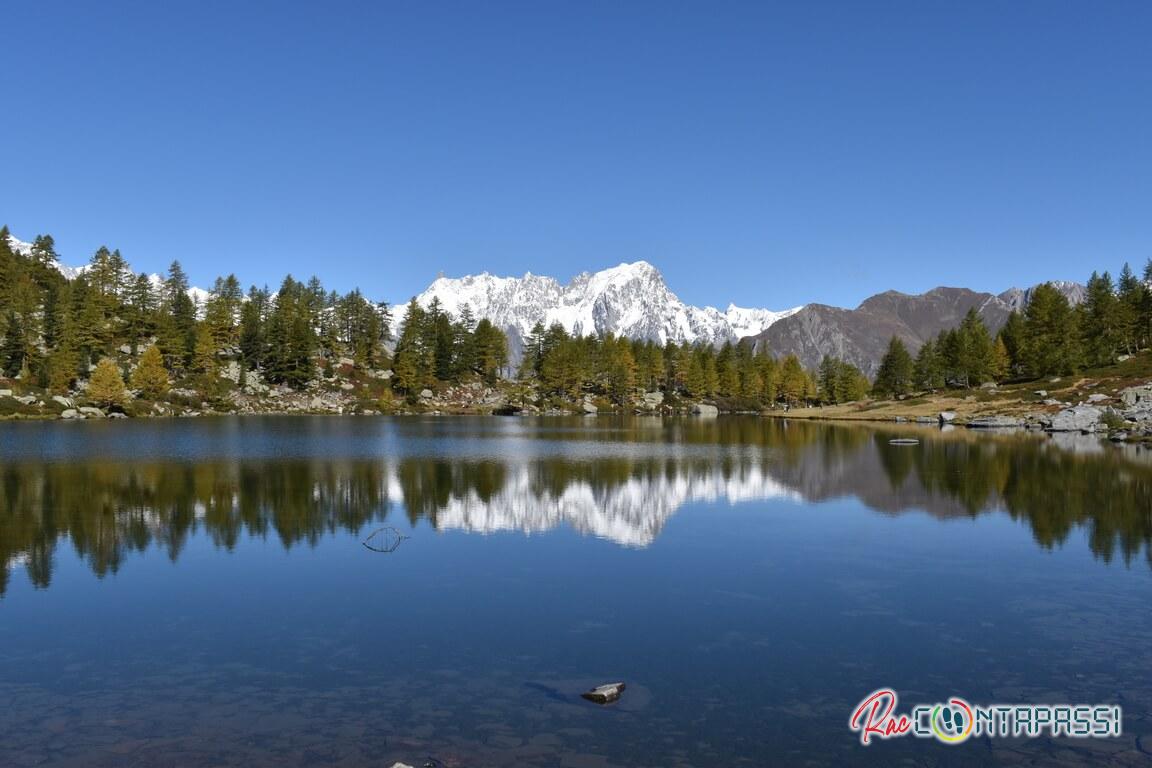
xmin=1120 ymin=384 xmax=1152 ymax=408
xmin=1043 ymin=405 xmax=1103 ymax=433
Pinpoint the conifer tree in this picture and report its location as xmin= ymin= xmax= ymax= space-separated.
xmin=130 ymin=345 xmax=169 ymax=398
xmin=872 ymin=336 xmax=913 ymax=397
xmin=1022 ymin=283 xmax=1080 ymax=376
xmin=87 ymin=358 xmax=128 ymax=408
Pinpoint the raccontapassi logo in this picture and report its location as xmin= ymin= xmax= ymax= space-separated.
xmin=849 ymin=689 xmax=1122 ymax=745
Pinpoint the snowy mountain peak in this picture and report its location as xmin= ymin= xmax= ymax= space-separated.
xmin=406 ymin=260 xmax=803 ymax=353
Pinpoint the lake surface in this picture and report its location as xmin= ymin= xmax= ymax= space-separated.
xmin=1 ymin=416 xmax=1150 ymax=767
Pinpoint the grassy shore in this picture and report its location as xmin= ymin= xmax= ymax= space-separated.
xmin=766 ymin=351 xmax=1152 ymax=425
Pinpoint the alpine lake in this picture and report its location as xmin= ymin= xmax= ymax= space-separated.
xmin=1 ymin=415 xmax=1149 ymax=767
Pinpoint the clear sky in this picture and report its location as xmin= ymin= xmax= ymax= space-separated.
xmin=3 ymin=2 xmax=1149 ymax=310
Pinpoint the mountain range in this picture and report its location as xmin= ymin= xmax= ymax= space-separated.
xmin=6 ymin=232 xmax=1086 ymax=374
xmin=404 ymin=261 xmax=803 ymax=357
xmin=407 ymin=262 xmax=1085 ymax=372
xmin=750 ymin=282 xmax=1086 ymax=375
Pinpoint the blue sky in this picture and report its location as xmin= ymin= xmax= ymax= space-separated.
xmin=3 ymin=2 xmax=1149 ymax=310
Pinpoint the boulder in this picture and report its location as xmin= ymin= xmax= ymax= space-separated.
xmin=108 ymin=412 xmax=128 ymax=419
xmin=1033 ymin=390 xmax=1048 ymax=397
xmin=53 ymin=395 xmax=74 ymax=409
xmin=419 ymin=388 xmax=434 ymax=400
xmin=1044 ymin=405 xmax=1103 ymax=433
xmin=966 ymin=416 xmax=1024 ymax=429
xmin=0 ymin=389 xmax=12 ymax=398
xmin=582 ymin=401 xmax=598 ymax=414
xmin=643 ymin=391 xmax=664 ymax=406
xmin=938 ymin=411 xmax=956 ymax=424
xmin=78 ymin=407 xmax=105 ymax=418
xmin=219 ymin=360 xmax=242 ymax=383
xmin=692 ymin=403 xmax=719 ymax=417
xmin=60 ymin=409 xmax=80 ymax=419
xmin=1120 ymin=384 xmax=1152 ymax=408
xmin=16 ymin=395 xmax=36 ymax=405
xmin=337 ymin=357 xmax=356 ymax=368
xmin=1086 ymin=393 xmax=1108 ymax=403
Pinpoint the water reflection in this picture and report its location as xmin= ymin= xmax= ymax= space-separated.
xmin=2 ymin=418 xmax=1151 ymax=594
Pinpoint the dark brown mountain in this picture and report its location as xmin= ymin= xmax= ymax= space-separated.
xmin=746 ymin=283 xmax=1085 ymax=375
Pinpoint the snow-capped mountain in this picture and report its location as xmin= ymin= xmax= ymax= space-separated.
xmin=6 ymin=233 xmax=211 ymax=306
xmin=401 ymin=261 xmax=802 ymax=351
xmin=423 ymin=461 xmax=799 ymax=547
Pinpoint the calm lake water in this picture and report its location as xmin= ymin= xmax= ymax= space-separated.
xmin=1 ymin=416 xmax=1150 ymax=767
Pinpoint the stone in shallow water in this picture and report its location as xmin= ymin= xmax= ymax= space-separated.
xmin=580 ymin=682 xmax=626 ymax=704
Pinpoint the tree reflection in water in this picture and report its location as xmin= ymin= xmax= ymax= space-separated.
xmin=2 ymin=419 xmax=1149 ymax=594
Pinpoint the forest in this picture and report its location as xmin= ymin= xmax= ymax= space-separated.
xmin=1 ymin=226 xmax=1149 ymax=411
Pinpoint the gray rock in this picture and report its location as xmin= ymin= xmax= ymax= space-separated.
xmin=1033 ymin=390 xmax=1048 ymax=397
xmin=692 ymin=403 xmax=719 ymax=417
xmin=966 ymin=416 xmax=1024 ymax=429
xmin=1120 ymin=384 xmax=1152 ymax=408
xmin=60 ymin=409 xmax=80 ymax=419
xmin=1086 ymin=393 xmax=1108 ymax=403
xmin=938 ymin=411 xmax=956 ymax=424
xmin=0 ymin=389 xmax=12 ymax=398
xmin=16 ymin=395 xmax=36 ymax=405
xmin=643 ymin=391 xmax=664 ymax=406
xmin=78 ymin=407 xmax=105 ymax=418
xmin=53 ymin=395 xmax=75 ymax=409
xmin=582 ymin=401 xmax=598 ymax=414
xmin=419 ymin=388 xmax=434 ymax=399
xmin=219 ymin=360 xmax=242 ymax=383
xmin=1044 ymin=405 xmax=1103 ymax=433
xmin=337 ymin=357 xmax=356 ymax=368
xmin=340 ymin=382 xmax=356 ymax=391
xmin=1042 ymin=398 xmax=1060 ymax=406
xmin=108 ymin=412 xmax=128 ymax=419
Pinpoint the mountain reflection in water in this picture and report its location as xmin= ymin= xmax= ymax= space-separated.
xmin=1 ymin=416 xmax=1150 ymax=595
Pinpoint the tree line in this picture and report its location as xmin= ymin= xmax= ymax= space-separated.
xmin=873 ymin=262 xmax=1152 ymax=398
xmin=0 ymin=228 xmax=516 ymax=404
